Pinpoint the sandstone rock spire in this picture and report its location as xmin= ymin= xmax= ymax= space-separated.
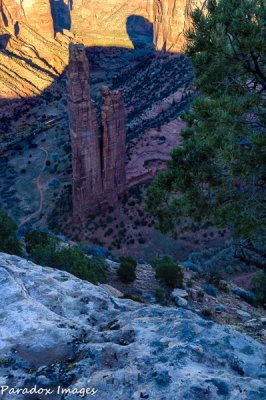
xmin=67 ymin=44 xmax=127 ymax=221
xmin=101 ymin=86 xmax=126 ymax=205
xmin=67 ymin=43 xmax=103 ymax=219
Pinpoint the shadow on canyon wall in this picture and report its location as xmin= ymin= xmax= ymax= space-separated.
xmin=0 ymin=33 xmax=10 ymax=49
xmin=0 ymin=15 xmax=157 ymax=123
xmin=50 ymin=0 xmax=73 ymax=33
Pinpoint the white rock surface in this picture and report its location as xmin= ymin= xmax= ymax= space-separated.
xmin=100 ymin=284 xmax=123 ymax=298
xmin=0 ymin=252 xmax=265 ymax=400
xmin=171 ymin=288 xmax=188 ymax=298
xmin=237 ymin=310 xmax=252 ymax=319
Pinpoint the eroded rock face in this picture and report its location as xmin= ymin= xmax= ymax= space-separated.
xmin=0 ymin=0 xmax=54 ymax=38
xmin=101 ymin=86 xmax=126 ymax=205
xmin=153 ymin=0 xmax=204 ymax=52
xmin=0 ymin=252 xmax=265 ymax=400
xmin=67 ymin=44 xmax=126 ymax=219
xmin=67 ymin=0 xmax=204 ymax=51
xmin=66 ymin=43 xmax=103 ymax=219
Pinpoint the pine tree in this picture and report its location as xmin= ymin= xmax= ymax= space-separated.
xmin=0 ymin=210 xmax=22 ymax=256
xmin=145 ymin=0 xmax=265 ymax=239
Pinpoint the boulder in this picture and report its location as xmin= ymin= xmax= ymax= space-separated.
xmin=216 ymin=304 xmax=227 ymax=312
xmin=175 ymin=297 xmax=188 ymax=307
xmin=188 ymin=288 xmax=197 ymax=301
xmin=171 ymin=288 xmax=188 ymax=298
xmin=237 ymin=310 xmax=252 ymax=319
xmin=100 ymin=284 xmax=123 ymax=298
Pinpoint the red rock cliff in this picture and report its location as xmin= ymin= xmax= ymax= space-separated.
xmin=0 ymin=0 xmax=54 ymax=38
xmin=67 ymin=44 xmax=127 ymax=220
xmin=67 ymin=43 xmax=103 ymax=220
xmin=153 ymin=0 xmax=204 ymax=52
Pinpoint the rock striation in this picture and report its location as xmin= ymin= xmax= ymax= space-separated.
xmin=67 ymin=44 xmax=126 ymax=220
xmin=0 ymin=0 xmax=54 ymax=38
xmin=0 ymin=251 xmax=265 ymax=400
xmin=101 ymin=86 xmax=127 ymax=205
xmin=66 ymin=43 xmax=102 ymax=218
xmin=68 ymin=0 xmax=204 ymax=52
xmin=153 ymin=0 xmax=205 ymax=52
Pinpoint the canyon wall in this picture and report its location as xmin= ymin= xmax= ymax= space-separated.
xmin=67 ymin=44 xmax=126 ymax=220
xmin=0 ymin=0 xmax=54 ymax=38
xmin=68 ymin=0 xmax=204 ymax=51
xmin=153 ymin=0 xmax=205 ymax=52
xmin=1 ymin=0 xmax=203 ymax=49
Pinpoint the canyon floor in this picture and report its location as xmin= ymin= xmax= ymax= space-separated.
xmin=0 ymin=46 xmax=230 ymax=262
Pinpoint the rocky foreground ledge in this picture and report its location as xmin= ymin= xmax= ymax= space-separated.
xmin=0 ymin=253 xmax=265 ymax=400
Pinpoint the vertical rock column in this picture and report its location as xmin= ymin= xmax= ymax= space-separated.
xmin=101 ymin=86 xmax=126 ymax=206
xmin=66 ymin=43 xmax=103 ymax=220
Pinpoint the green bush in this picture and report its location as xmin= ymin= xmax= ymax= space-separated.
xmin=119 ymin=294 xmax=144 ymax=303
xmin=0 ymin=209 xmax=22 ymax=256
xmin=117 ymin=256 xmax=137 ymax=283
xmin=155 ymin=289 xmax=164 ymax=299
xmin=52 ymin=247 xmax=106 ymax=284
xmin=25 ymin=230 xmax=106 ymax=284
xmin=150 ymin=255 xmax=173 ymax=269
xmin=252 ymin=271 xmax=266 ymax=306
xmin=155 ymin=263 xmax=183 ymax=288
xmin=202 ymin=308 xmax=213 ymax=318
xmin=24 ymin=230 xmax=58 ymax=253
xmin=186 ymin=279 xmax=194 ymax=288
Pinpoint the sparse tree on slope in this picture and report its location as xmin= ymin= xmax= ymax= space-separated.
xmin=146 ymin=0 xmax=265 ymax=239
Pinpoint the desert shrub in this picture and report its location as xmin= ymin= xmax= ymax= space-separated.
xmin=24 ymin=230 xmax=58 ymax=253
xmin=138 ymin=237 xmax=146 ymax=244
xmin=119 ymin=294 xmax=143 ymax=303
xmin=155 ymin=289 xmax=164 ymax=299
xmin=197 ymin=290 xmax=204 ymax=302
xmin=0 ymin=209 xmax=22 ymax=256
xmin=117 ymin=256 xmax=137 ymax=283
xmin=155 ymin=258 xmax=183 ymax=288
xmin=203 ymin=285 xmax=218 ymax=297
xmin=52 ymin=247 xmax=106 ymax=284
xmin=218 ymin=281 xmax=229 ymax=292
xmin=252 ymin=271 xmax=266 ymax=306
xmin=202 ymin=308 xmax=212 ymax=318
xmin=25 ymin=230 xmax=105 ymax=284
xmin=150 ymin=255 xmax=173 ymax=269
xmin=186 ymin=279 xmax=194 ymax=288
xmin=232 ymin=289 xmax=256 ymax=305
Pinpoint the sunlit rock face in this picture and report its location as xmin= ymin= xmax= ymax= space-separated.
xmin=65 ymin=0 xmax=204 ymax=51
xmin=69 ymin=0 xmax=154 ymax=48
xmin=0 ymin=0 xmax=54 ymax=38
xmin=153 ymin=0 xmax=205 ymax=52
